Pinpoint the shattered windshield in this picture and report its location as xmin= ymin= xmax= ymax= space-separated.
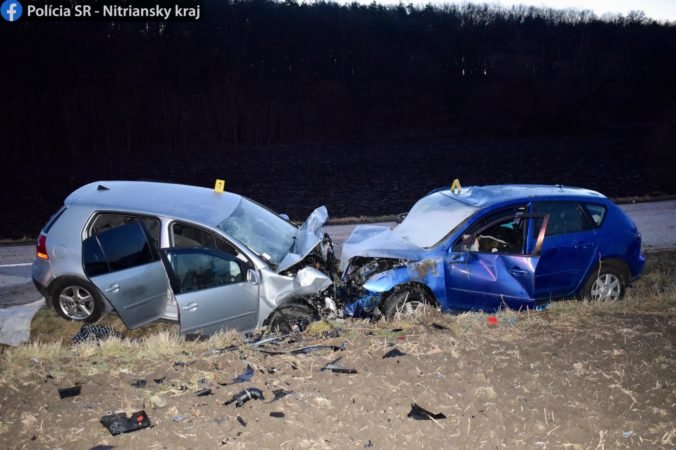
xmin=393 ymin=192 xmax=478 ymax=247
xmin=216 ymin=198 xmax=297 ymax=266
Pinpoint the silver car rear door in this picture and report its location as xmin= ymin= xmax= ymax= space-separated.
xmin=83 ymin=222 xmax=171 ymax=329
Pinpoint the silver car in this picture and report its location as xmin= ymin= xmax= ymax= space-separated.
xmin=32 ymin=181 xmax=336 ymax=335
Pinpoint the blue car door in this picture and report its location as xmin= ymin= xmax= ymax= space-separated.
xmin=531 ymin=202 xmax=598 ymax=299
xmin=445 ymin=208 xmax=543 ymax=311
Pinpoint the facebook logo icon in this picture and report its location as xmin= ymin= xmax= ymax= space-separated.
xmin=1 ymin=0 xmax=22 ymax=22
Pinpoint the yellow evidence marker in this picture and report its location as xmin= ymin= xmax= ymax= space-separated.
xmin=214 ymin=179 xmax=225 ymax=193
xmin=450 ymin=178 xmax=462 ymax=195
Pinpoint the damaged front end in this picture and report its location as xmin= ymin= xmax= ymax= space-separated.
xmin=340 ymin=257 xmax=408 ymax=317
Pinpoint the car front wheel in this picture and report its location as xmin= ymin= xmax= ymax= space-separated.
xmin=580 ymin=263 xmax=626 ymax=302
xmin=267 ymin=302 xmax=319 ymax=334
xmin=51 ymin=277 xmax=105 ymax=322
xmin=383 ymin=288 xmax=430 ymax=320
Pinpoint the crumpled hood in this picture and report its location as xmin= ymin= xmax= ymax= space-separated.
xmin=339 ymin=224 xmax=426 ymax=271
xmin=277 ymin=206 xmax=328 ymax=273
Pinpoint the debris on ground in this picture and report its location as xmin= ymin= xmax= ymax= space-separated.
xmin=220 ymin=364 xmax=254 ymax=385
xmin=100 ymin=410 xmax=151 ymax=435
xmin=57 ymin=386 xmax=81 ymax=399
xmin=72 ymin=324 xmax=123 ymax=344
xmin=224 ymin=388 xmax=265 ymax=407
xmin=407 ymin=403 xmax=447 ymax=421
xmin=321 ymin=357 xmax=358 ymax=374
xmin=382 ymin=348 xmax=406 ymax=359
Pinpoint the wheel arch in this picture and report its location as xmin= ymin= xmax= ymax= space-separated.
xmin=383 ymin=282 xmax=439 ymax=308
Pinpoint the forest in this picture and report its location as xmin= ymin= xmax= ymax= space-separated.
xmin=2 ymin=0 xmax=675 ymax=157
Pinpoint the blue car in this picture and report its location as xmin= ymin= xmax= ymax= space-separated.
xmin=339 ymin=184 xmax=645 ymax=319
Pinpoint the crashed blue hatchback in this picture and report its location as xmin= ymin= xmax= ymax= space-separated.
xmin=339 ymin=184 xmax=645 ymax=319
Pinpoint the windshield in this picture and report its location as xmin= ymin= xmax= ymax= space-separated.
xmin=216 ymin=198 xmax=297 ymax=266
xmin=393 ymin=192 xmax=478 ymax=247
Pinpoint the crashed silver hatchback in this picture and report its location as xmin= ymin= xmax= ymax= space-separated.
xmin=32 ymin=181 xmax=337 ymax=335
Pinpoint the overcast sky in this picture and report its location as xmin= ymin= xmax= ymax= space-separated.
xmin=337 ymin=0 xmax=676 ymax=22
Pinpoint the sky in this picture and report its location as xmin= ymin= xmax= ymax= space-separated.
xmin=337 ymin=0 xmax=676 ymax=22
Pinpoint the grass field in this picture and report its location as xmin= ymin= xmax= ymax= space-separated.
xmin=0 ymin=252 xmax=673 ymax=448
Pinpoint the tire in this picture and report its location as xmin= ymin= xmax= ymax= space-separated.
xmin=383 ymin=288 xmax=431 ymax=320
xmin=50 ymin=277 xmax=105 ymax=323
xmin=580 ymin=262 xmax=626 ymax=302
xmin=267 ymin=303 xmax=320 ymax=334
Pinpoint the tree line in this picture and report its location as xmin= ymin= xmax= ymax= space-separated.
xmin=2 ymin=0 xmax=675 ymax=160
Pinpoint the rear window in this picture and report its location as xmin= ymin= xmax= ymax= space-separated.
xmin=583 ymin=203 xmax=607 ymax=227
xmin=83 ymin=223 xmax=158 ymax=276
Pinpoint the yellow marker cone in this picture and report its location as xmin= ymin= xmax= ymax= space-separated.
xmin=214 ymin=179 xmax=225 ymax=193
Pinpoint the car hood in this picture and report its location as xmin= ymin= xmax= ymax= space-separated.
xmin=276 ymin=206 xmax=328 ymax=273
xmin=339 ymin=224 xmax=426 ymax=271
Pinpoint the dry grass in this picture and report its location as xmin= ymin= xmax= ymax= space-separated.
xmin=2 ymin=251 xmax=673 ymax=389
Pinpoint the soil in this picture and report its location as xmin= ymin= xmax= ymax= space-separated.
xmin=1 ymin=305 xmax=674 ymax=449
xmin=2 ymin=135 xmax=673 ymax=239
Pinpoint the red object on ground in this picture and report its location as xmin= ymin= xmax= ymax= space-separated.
xmin=487 ymin=316 xmax=499 ymax=326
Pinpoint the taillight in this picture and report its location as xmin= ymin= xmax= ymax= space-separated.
xmin=36 ymin=235 xmax=48 ymax=260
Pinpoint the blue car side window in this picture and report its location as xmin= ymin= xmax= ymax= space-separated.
xmin=532 ymin=202 xmax=592 ymax=236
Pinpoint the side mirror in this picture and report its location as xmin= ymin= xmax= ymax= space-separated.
xmin=279 ymin=213 xmax=290 ymax=221
xmin=247 ymin=269 xmax=261 ymax=285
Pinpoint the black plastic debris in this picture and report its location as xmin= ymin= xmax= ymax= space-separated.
xmin=382 ymin=349 xmax=407 ymax=359
xmin=195 ymin=388 xmax=212 ymax=397
xmin=219 ymin=364 xmax=255 ymax=386
xmin=174 ymin=361 xmax=189 ymax=367
xmin=266 ymin=389 xmax=295 ymax=404
xmin=100 ymin=411 xmax=151 ymax=436
xmin=58 ymin=386 xmax=81 ymax=399
xmin=431 ymin=323 xmax=449 ymax=330
xmin=364 ymin=440 xmax=374 ymax=448
xmin=259 ymin=342 xmax=347 ymax=356
xmin=391 ymin=328 xmax=404 ymax=333
xmin=236 ymin=416 xmax=247 ymax=427
xmin=153 ymin=376 xmax=166 ymax=384
xmin=72 ymin=324 xmax=123 ymax=344
xmin=131 ymin=379 xmax=147 ymax=388
xmin=407 ymin=403 xmax=447 ymax=421
xmin=205 ymin=345 xmax=239 ymax=355
xmin=269 ymin=412 xmax=285 ymax=418
xmin=224 ymin=388 xmax=265 ymax=407
xmin=321 ymin=357 xmax=357 ymax=374
xmin=90 ymin=446 xmax=115 ymax=450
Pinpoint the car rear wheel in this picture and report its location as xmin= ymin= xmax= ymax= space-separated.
xmin=383 ymin=288 xmax=430 ymax=320
xmin=267 ymin=302 xmax=319 ymax=334
xmin=580 ymin=263 xmax=626 ymax=302
xmin=51 ymin=277 xmax=105 ymax=322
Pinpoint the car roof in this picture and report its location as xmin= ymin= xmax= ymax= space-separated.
xmin=65 ymin=181 xmax=242 ymax=226
xmin=432 ymin=184 xmax=607 ymax=208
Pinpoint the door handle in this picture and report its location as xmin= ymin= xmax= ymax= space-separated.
xmin=449 ymin=253 xmax=467 ymax=264
xmin=181 ymin=302 xmax=199 ymax=311
xmin=510 ymin=268 xmax=529 ymax=277
xmin=104 ymin=284 xmax=120 ymax=293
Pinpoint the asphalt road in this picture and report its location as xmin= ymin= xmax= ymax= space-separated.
xmin=1 ymin=200 xmax=674 ymax=309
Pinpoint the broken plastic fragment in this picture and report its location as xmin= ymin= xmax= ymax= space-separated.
xmin=236 ymin=416 xmax=247 ymax=427
xmin=382 ymin=349 xmax=407 ymax=359
xmin=195 ymin=388 xmax=212 ymax=397
xmin=58 ymin=386 xmax=81 ymax=399
xmin=220 ymin=364 xmax=254 ymax=386
xmin=224 ymin=388 xmax=265 ymax=407
xmin=100 ymin=410 xmax=151 ymax=435
xmin=407 ymin=403 xmax=447 ymax=420
xmin=431 ymin=323 xmax=448 ymax=330
xmin=321 ymin=357 xmax=358 ymax=374
xmin=266 ymin=389 xmax=296 ymax=404
xmin=131 ymin=379 xmax=147 ymax=388
xmin=270 ymin=412 xmax=285 ymax=418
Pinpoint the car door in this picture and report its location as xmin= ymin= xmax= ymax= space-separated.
xmin=444 ymin=209 xmax=544 ymax=311
xmin=531 ymin=202 xmax=598 ymax=298
xmin=83 ymin=222 xmax=170 ymax=329
xmin=161 ymin=248 xmax=259 ymax=335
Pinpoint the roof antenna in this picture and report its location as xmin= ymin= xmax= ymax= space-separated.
xmin=97 ymin=184 xmax=110 ymax=191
